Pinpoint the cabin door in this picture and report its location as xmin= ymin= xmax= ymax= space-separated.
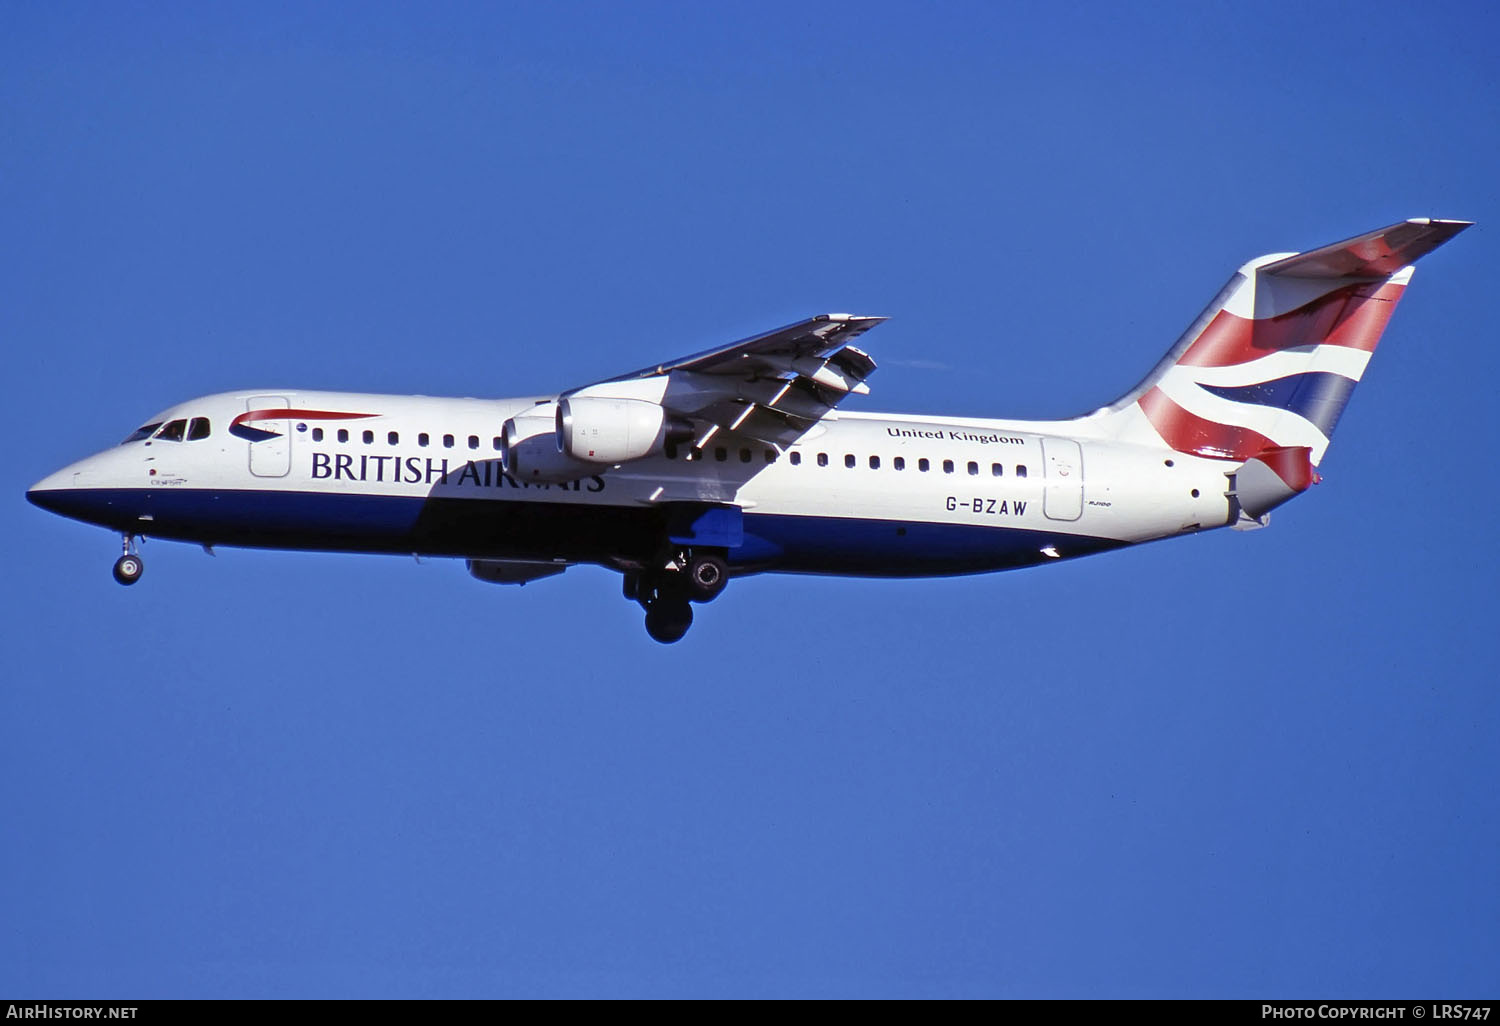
xmin=1041 ymin=437 xmax=1083 ymax=521
xmin=245 ymin=396 xmax=292 ymax=478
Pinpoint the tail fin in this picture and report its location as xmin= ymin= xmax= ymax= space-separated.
xmin=1089 ymin=218 xmax=1471 ymax=466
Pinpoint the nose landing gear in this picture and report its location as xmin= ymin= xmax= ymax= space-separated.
xmin=112 ymin=535 xmax=143 ymax=586
xmin=628 ymin=548 xmax=731 ymax=643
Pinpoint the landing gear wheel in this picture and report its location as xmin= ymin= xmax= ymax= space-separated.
xmin=113 ymin=554 xmax=143 ymax=586
xmin=644 ymin=599 xmax=693 ymax=644
xmin=685 ymin=553 xmax=728 ymax=603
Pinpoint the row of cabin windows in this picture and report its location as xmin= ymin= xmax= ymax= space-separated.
xmin=663 ymin=441 xmax=1027 ymax=478
xmin=664 ymin=442 xmax=778 ymax=464
xmin=308 ymin=425 xmax=501 ymax=451
xmin=301 ymin=426 xmax=1030 ymax=477
xmin=789 ymin=452 xmax=1027 ymax=477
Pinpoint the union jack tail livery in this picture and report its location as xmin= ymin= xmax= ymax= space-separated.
xmin=1096 ymin=218 xmax=1470 ymax=466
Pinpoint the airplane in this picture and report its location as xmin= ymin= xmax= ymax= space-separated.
xmin=27 ymin=218 xmax=1470 ymax=642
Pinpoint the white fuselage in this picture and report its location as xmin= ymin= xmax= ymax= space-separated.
xmin=29 ymin=389 xmax=1234 ymax=578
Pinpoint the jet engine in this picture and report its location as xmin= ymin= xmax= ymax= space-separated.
xmin=556 ymin=397 xmax=691 ymax=464
xmin=499 ymin=404 xmax=595 ymax=484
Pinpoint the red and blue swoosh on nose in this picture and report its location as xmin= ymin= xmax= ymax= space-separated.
xmin=230 ymin=409 xmax=377 ymax=442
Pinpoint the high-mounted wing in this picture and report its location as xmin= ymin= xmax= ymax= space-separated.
xmin=607 ymin=313 xmax=883 ymax=386
xmin=588 ymin=313 xmax=885 ymax=447
xmin=499 ymin=313 xmax=886 ymax=484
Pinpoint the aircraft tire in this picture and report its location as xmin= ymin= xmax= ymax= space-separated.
xmin=112 ymin=554 xmax=143 ymax=586
xmin=685 ymin=553 xmax=728 ymax=603
xmin=644 ymin=599 xmax=693 ymax=644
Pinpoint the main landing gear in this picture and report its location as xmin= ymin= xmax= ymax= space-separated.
xmin=625 ymin=549 xmax=730 ymax=644
xmin=112 ymin=534 xmax=143 ymax=586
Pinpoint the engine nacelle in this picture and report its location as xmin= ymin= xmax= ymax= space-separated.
xmin=557 ymin=397 xmax=689 ymax=464
xmin=500 ymin=405 xmax=596 ymax=484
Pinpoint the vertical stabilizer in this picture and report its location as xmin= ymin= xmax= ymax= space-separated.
xmin=1085 ymin=219 xmax=1470 ymax=466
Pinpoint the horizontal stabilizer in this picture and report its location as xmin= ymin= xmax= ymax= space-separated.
xmin=1260 ymin=218 xmax=1472 ymax=279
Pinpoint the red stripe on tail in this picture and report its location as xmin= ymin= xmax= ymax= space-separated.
xmin=1137 ymin=387 xmax=1278 ymax=460
xmin=1176 ymin=281 xmax=1405 ymax=368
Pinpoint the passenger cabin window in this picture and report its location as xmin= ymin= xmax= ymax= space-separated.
xmin=1016 ymin=465 xmax=1027 ymax=478
xmin=918 ymin=458 xmax=930 ymax=472
xmin=443 ymin=434 xmax=454 ymax=448
xmin=362 ymin=430 xmax=374 ymax=444
xmin=388 ymin=431 xmax=399 ymax=445
xmin=740 ymin=448 xmax=752 ymax=463
xmin=418 ymin=433 xmax=429 ymax=447
xmin=338 ymin=429 xmax=349 ymax=443
xmin=817 ymin=453 xmax=829 ymax=467
xmin=715 ymin=447 xmax=728 ymax=462
xmin=493 ymin=437 xmax=502 ymax=451
xmin=991 ymin=463 xmax=1003 ymax=477
xmin=312 ymin=427 xmax=324 ymax=442
xmin=121 ymin=423 xmax=163 ymax=445
xmin=790 ymin=451 xmax=802 ymax=466
xmin=468 ymin=435 xmax=479 ymax=449
xmin=942 ymin=459 xmax=954 ymax=474
xmin=765 ymin=449 xmax=776 ymax=463
xmin=156 ymin=419 xmax=187 ymax=442
xmin=844 ymin=454 xmax=856 ymax=469
xmin=188 ymin=417 xmax=211 ymax=441
xmin=869 ymin=455 xmax=880 ymax=469
xmin=967 ymin=461 xmax=978 ymax=476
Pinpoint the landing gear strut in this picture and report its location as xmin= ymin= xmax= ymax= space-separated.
xmin=629 ymin=547 xmax=730 ymax=643
xmin=113 ymin=535 xmax=143 ymax=586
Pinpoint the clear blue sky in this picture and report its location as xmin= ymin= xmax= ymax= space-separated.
xmin=4 ymin=0 xmax=1496 ymax=998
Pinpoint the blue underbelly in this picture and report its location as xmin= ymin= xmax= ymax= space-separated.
xmin=28 ymin=487 xmax=1123 ymax=576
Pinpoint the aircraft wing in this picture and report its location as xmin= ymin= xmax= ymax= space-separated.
xmin=571 ymin=313 xmax=885 ymax=448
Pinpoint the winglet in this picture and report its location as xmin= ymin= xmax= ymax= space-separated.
xmin=1260 ymin=218 xmax=1472 ymax=279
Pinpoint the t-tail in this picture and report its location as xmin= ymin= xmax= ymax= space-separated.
xmin=1084 ymin=217 xmax=1471 ymax=521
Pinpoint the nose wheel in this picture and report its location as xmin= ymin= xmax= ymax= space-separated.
xmin=113 ymin=535 xmax=143 ymax=586
xmin=113 ymin=554 xmax=143 ymax=585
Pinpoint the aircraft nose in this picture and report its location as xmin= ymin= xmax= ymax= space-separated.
xmin=26 ymin=468 xmax=76 ymax=513
xmin=26 ymin=459 xmax=118 ymax=524
xmin=26 ymin=486 xmax=54 ymax=512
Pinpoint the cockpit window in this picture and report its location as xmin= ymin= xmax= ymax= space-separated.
xmin=155 ymin=419 xmax=187 ymax=442
xmin=187 ymin=417 xmax=211 ymax=440
xmin=121 ymin=422 xmax=163 ymax=444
